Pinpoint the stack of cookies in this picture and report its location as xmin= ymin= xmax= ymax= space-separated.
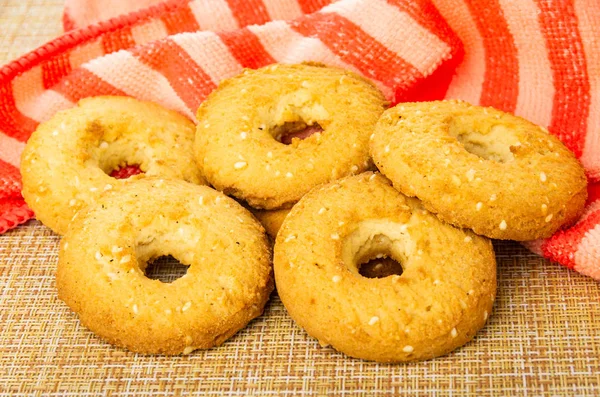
xmin=20 ymin=63 xmax=586 ymax=362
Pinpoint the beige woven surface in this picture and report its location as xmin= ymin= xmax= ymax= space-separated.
xmin=1 ymin=1 xmax=600 ymax=396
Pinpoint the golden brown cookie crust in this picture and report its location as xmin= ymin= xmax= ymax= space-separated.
xmin=57 ymin=178 xmax=273 ymax=355
xmin=21 ymin=96 xmax=206 ymax=235
xmin=251 ymin=207 xmax=291 ymax=239
xmin=274 ymin=173 xmax=496 ymax=362
xmin=370 ymin=100 xmax=587 ymax=240
xmin=195 ymin=63 xmax=387 ymax=210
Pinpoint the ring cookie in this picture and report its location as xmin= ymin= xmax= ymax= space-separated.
xmin=371 ymin=100 xmax=587 ymax=240
xmin=57 ymin=178 xmax=273 ymax=355
xmin=21 ymin=96 xmax=205 ymax=235
xmin=195 ymin=63 xmax=387 ymax=209
xmin=274 ymin=173 xmax=496 ymax=362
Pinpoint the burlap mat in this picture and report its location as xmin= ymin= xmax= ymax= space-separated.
xmin=1 ymin=1 xmax=600 ymax=395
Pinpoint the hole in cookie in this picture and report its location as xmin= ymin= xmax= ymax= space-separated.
xmin=109 ymin=164 xmax=143 ymax=179
xmin=359 ymin=255 xmax=404 ymax=279
xmin=341 ymin=220 xmax=413 ymax=280
xmin=273 ymin=121 xmax=323 ymax=145
xmin=91 ymin=123 xmax=145 ymax=179
xmin=144 ymin=255 xmax=189 ymax=283
xmin=449 ymin=119 xmax=520 ymax=163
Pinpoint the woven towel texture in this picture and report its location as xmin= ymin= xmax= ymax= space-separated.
xmin=1 ymin=0 xmax=599 ymax=280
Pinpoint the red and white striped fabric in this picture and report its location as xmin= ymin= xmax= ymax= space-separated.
xmin=0 ymin=0 xmax=598 ymax=280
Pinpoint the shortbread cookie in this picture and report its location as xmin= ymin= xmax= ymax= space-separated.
xmin=57 ymin=178 xmax=273 ymax=354
xmin=274 ymin=173 xmax=496 ymax=362
xmin=21 ymin=96 xmax=206 ymax=235
xmin=195 ymin=63 xmax=387 ymax=209
xmin=371 ymin=100 xmax=587 ymax=240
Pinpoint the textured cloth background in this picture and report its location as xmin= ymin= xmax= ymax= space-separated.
xmin=0 ymin=2 xmax=600 ymax=396
xmin=1 ymin=0 xmax=599 ymax=280
xmin=2 ymin=221 xmax=600 ymax=396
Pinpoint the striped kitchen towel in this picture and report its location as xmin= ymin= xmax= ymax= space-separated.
xmin=1 ymin=0 xmax=598 ymax=279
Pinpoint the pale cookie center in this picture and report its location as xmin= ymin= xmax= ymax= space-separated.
xmin=261 ymin=88 xmax=330 ymax=145
xmin=86 ymin=121 xmax=146 ymax=177
xmin=449 ymin=120 xmax=520 ymax=163
xmin=341 ymin=220 xmax=415 ymax=279
xmin=132 ymin=229 xmax=198 ymax=284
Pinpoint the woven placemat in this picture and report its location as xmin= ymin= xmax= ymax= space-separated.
xmin=1 ymin=1 xmax=600 ymax=396
xmin=2 ymin=221 xmax=600 ymax=396
xmin=0 ymin=0 xmax=63 ymax=62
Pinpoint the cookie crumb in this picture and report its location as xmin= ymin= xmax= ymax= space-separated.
xmin=466 ymin=169 xmax=476 ymax=182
